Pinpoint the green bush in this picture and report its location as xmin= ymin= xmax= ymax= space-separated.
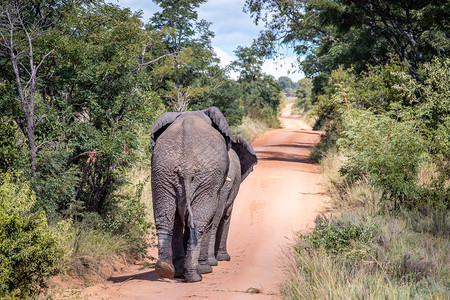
xmin=338 ymin=108 xmax=425 ymax=209
xmin=299 ymin=215 xmax=374 ymax=261
xmin=0 ymin=173 xmax=69 ymax=299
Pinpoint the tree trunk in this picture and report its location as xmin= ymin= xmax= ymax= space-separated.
xmin=26 ymin=117 xmax=38 ymax=177
xmin=10 ymin=52 xmax=38 ymax=177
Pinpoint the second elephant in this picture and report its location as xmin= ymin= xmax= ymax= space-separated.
xmin=201 ymin=134 xmax=258 ymax=268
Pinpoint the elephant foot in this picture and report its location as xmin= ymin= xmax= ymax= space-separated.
xmin=216 ymin=251 xmax=231 ymax=261
xmin=208 ymin=256 xmax=218 ymax=266
xmin=183 ymin=270 xmax=202 ymax=283
xmin=155 ymin=259 xmax=175 ymax=278
xmin=197 ymin=262 xmax=213 ymax=274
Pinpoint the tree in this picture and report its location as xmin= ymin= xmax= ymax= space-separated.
xmin=35 ymin=2 xmax=168 ymax=215
xmin=294 ymin=77 xmax=313 ymax=110
xmin=231 ymin=45 xmax=282 ymax=125
xmin=278 ymin=76 xmax=298 ymax=96
xmin=190 ymin=65 xmax=244 ymax=126
xmin=150 ymin=0 xmax=207 ymax=51
xmin=278 ymin=76 xmax=293 ymax=90
xmin=148 ymin=0 xmax=218 ymax=111
xmin=244 ymin=0 xmax=450 ymax=93
xmin=0 ymin=0 xmax=170 ymax=217
xmin=0 ymin=0 xmax=80 ymax=176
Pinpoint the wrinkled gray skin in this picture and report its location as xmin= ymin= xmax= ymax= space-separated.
xmin=202 ymin=134 xmax=258 ymax=267
xmin=150 ymin=107 xmax=232 ymax=283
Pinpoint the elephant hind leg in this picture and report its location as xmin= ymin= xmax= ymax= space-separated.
xmin=155 ymin=230 xmax=176 ymax=278
xmin=216 ymin=251 xmax=231 ymax=261
xmin=152 ymin=185 xmax=177 ymax=278
xmin=184 ymin=238 xmax=203 ymax=282
xmin=198 ymin=220 xmax=214 ymax=273
xmin=215 ymin=204 xmax=234 ymax=261
xmin=207 ymin=223 xmax=219 ymax=266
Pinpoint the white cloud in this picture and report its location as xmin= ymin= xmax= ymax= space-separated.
xmin=214 ymin=47 xmax=235 ymax=66
xmin=213 ymin=47 xmax=239 ymax=80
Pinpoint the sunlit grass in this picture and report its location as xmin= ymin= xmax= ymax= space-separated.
xmin=282 ymin=147 xmax=450 ymax=299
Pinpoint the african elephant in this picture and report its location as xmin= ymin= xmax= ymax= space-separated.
xmin=202 ymin=134 xmax=258 ymax=268
xmin=150 ymin=107 xmax=232 ymax=283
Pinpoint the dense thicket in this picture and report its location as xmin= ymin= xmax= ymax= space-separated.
xmin=246 ymin=0 xmax=449 ymax=212
xmin=245 ymin=0 xmax=449 ymax=95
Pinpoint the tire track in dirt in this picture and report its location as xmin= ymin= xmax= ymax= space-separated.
xmin=75 ymin=103 xmax=326 ymax=299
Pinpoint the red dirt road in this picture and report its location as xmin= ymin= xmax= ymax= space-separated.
xmin=78 ymin=103 xmax=326 ymax=299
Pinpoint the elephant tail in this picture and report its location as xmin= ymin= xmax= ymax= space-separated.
xmin=184 ymin=176 xmax=198 ymax=246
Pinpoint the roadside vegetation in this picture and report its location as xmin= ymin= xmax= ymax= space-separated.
xmin=244 ymin=0 xmax=449 ymax=299
xmin=0 ymin=0 xmax=282 ymax=298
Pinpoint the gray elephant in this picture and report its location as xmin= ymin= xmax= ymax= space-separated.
xmin=150 ymin=107 xmax=232 ymax=283
xmin=202 ymin=134 xmax=257 ymax=268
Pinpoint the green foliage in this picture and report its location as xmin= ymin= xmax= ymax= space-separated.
xmin=309 ymin=59 xmax=449 ymax=211
xmin=338 ymin=109 xmax=425 ymax=208
xmin=150 ymin=0 xmax=208 ymax=47
xmin=0 ymin=173 xmax=69 ymax=299
xmin=300 ymin=215 xmax=374 ymax=260
xmin=0 ymin=117 xmax=22 ymax=172
xmin=293 ymin=78 xmax=313 ymax=112
xmin=245 ymin=0 xmax=450 ymax=94
xmin=285 ymin=151 xmax=449 ymax=299
xmin=100 ymin=189 xmax=153 ymax=256
xmin=313 ymin=61 xmax=408 ymax=128
xmin=231 ymin=46 xmax=282 ymax=126
xmin=277 ymin=76 xmax=298 ymax=96
xmin=190 ymin=66 xmax=244 ymax=126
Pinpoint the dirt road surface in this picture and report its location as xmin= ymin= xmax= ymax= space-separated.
xmin=77 ymin=103 xmax=326 ymax=299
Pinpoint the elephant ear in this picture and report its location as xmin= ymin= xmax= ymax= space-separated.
xmin=231 ymin=134 xmax=258 ymax=181
xmin=151 ymin=111 xmax=182 ymax=148
xmin=202 ymin=107 xmax=232 ymax=150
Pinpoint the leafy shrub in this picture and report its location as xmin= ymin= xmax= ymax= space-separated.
xmin=293 ymin=78 xmax=313 ymax=113
xmin=338 ymin=109 xmax=425 ymax=209
xmin=394 ymin=58 xmax=450 ymax=212
xmin=299 ymin=215 xmax=374 ymax=261
xmin=0 ymin=173 xmax=69 ymax=299
xmin=101 ymin=194 xmax=152 ymax=257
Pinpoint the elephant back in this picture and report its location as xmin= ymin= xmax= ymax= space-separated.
xmin=151 ymin=107 xmax=232 ymax=151
xmin=152 ymin=113 xmax=229 ymax=180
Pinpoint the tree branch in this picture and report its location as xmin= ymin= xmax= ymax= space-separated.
xmin=35 ymin=114 xmax=46 ymax=128
xmin=130 ymin=52 xmax=177 ymax=73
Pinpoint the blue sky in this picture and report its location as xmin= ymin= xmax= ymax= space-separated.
xmin=110 ymin=0 xmax=304 ymax=81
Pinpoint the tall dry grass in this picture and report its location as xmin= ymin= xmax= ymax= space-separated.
xmin=231 ymin=116 xmax=272 ymax=141
xmin=282 ymin=148 xmax=450 ymax=299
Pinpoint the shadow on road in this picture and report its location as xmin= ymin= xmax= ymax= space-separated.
xmin=263 ymin=143 xmax=316 ymax=149
xmin=107 ymin=269 xmax=180 ymax=283
xmin=292 ymin=130 xmax=323 ymax=136
xmin=256 ymin=150 xmax=316 ymax=164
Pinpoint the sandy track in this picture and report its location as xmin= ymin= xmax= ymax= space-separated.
xmin=78 ymin=103 xmax=326 ymax=299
